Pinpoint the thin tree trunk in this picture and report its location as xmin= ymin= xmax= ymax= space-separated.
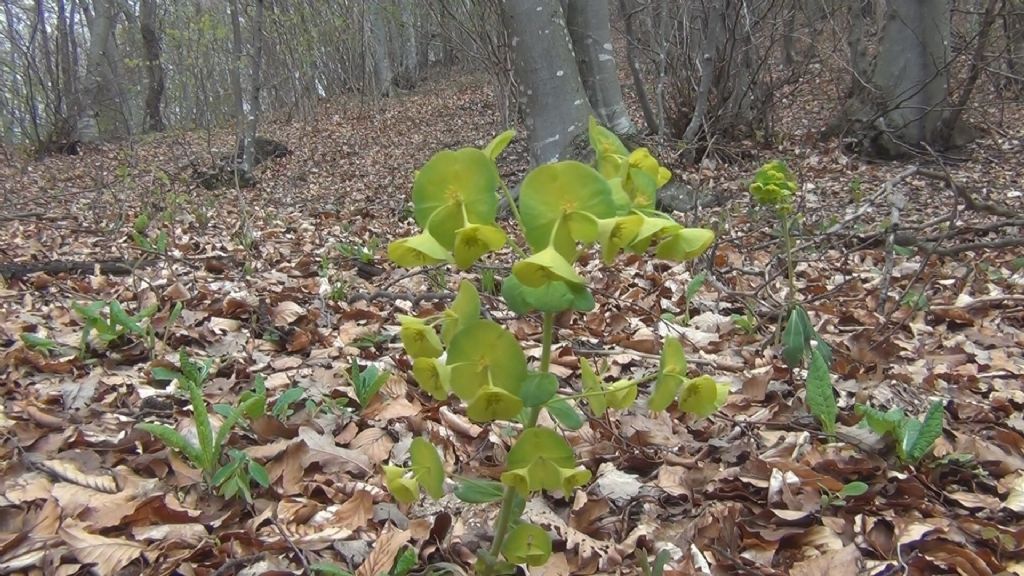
xmin=565 ymin=0 xmax=636 ymax=135
xmin=619 ymin=0 xmax=658 ymax=134
xmin=937 ymin=0 xmax=998 ymax=145
xmin=501 ymin=0 xmax=593 ymax=164
xmin=242 ymin=0 xmax=265 ymax=175
xmin=140 ymin=0 xmax=165 ymax=132
xmin=368 ymin=0 xmax=393 ymax=97
xmin=79 ymin=0 xmax=114 ymax=141
xmin=229 ymin=0 xmax=245 ymax=144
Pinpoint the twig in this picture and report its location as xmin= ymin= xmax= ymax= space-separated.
xmin=347 ymin=290 xmax=454 ymax=304
xmin=211 ymin=553 xmax=267 ymax=576
xmin=877 ymin=180 xmax=906 ymax=313
xmin=571 ymin=346 xmax=744 ymax=371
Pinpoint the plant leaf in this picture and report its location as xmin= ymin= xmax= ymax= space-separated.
xmin=781 ymin=307 xmax=809 ymax=367
xmin=410 ymin=437 xmax=446 ymax=499
xmin=805 ymin=347 xmax=838 ymax=436
xmin=454 ymin=478 xmax=505 ymax=503
xmin=502 ymin=523 xmax=552 ymax=566
xmin=519 ymin=372 xmax=559 ymax=407
xmin=545 ymin=396 xmax=584 ymax=431
xmin=838 ymin=481 xmax=869 ymax=498
xmin=137 ymin=423 xmax=203 ymax=469
xmin=907 ymin=401 xmax=945 ymax=462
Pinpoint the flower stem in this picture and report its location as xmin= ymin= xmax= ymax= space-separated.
xmin=482 ymin=311 xmax=555 ymax=574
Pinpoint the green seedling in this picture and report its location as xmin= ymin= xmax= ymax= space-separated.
xmin=855 ymin=401 xmax=945 ymax=463
xmin=820 ymin=480 xmax=869 ymax=508
xmin=20 ymin=333 xmax=62 ymax=356
xmin=805 ymin=346 xmax=838 ymax=438
xmin=730 ymin=312 xmax=757 ymax=335
xmin=637 ymin=548 xmax=672 ymax=576
xmin=681 ymin=272 xmax=707 ymax=324
xmin=74 ymin=300 xmax=159 ymax=357
xmin=383 ymin=122 xmax=720 ymax=575
xmin=350 ymin=359 xmax=389 ymax=409
xmin=480 ymin=267 xmax=499 ymax=296
xmin=137 ymin=351 xmax=269 ymax=500
xmin=780 ymin=304 xmax=832 ymax=369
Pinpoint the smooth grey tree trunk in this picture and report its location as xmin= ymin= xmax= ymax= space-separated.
xmin=229 ymin=0 xmax=245 ymax=144
xmin=79 ymin=0 xmax=115 ymax=141
xmin=368 ymin=0 xmax=393 ymax=97
xmin=501 ymin=0 xmax=592 ymax=164
xmin=870 ymin=0 xmax=950 ymax=154
xmin=399 ymin=0 xmax=418 ymax=85
xmin=565 ymin=0 xmax=636 ymax=136
xmin=241 ymin=0 xmax=265 ymax=175
xmin=139 ymin=0 xmax=165 ymax=132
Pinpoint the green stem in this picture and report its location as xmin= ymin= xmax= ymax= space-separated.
xmin=776 ymin=213 xmax=798 ymax=346
xmin=482 ymin=311 xmax=555 ymax=574
xmin=499 ymin=181 xmax=529 ymax=259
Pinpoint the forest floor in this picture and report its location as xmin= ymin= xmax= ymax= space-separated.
xmin=1 ymin=69 xmax=1023 ymax=576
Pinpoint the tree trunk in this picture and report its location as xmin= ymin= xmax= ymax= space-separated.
xmin=1004 ymin=0 xmax=1024 ymax=87
xmin=565 ymin=0 xmax=636 ymax=136
xmin=79 ymin=0 xmax=115 ymax=141
xmin=241 ymin=0 xmax=265 ymax=175
xmin=56 ymin=0 xmax=80 ymax=139
xmin=139 ymin=0 xmax=165 ymax=132
xmin=619 ymin=0 xmax=658 ymax=134
xmin=501 ymin=0 xmax=592 ymax=164
xmin=368 ymin=0 xmax=394 ymax=97
xmin=399 ymin=0 xmax=418 ymax=86
xmin=229 ymin=0 xmax=245 ymax=144
xmin=868 ymin=0 xmax=951 ymax=155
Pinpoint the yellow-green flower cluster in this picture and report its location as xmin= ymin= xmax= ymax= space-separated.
xmin=749 ymin=160 xmax=797 ymax=211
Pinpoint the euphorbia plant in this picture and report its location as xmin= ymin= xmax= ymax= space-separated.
xmin=385 ymin=119 xmax=724 ymax=575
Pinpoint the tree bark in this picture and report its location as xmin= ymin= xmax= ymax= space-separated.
xmin=79 ymin=0 xmax=115 ymax=141
xmin=501 ymin=0 xmax=592 ymax=164
xmin=229 ymin=0 xmax=245 ymax=144
xmin=869 ymin=0 xmax=951 ymax=154
xmin=368 ymin=0 xmax=394 ymax=97
xmin=139 ymin=0 xmax=165 ymax=132
xmin=565 ymin=0 xmax=636 ymax=136
xmin=241 ymin=0 xmax=265 ymax=175
xmin=619 ymin=0 xmax=658 ymax=134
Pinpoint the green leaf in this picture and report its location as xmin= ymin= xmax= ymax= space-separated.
xmin=442 ymin=280 xmax=481 ymax=343
xmin=518 ymin=161 xmax=617 ymax=259
xmin=353 ymin=361 xmax=389 ymax=408
xmin=781 ymin=307 xmax=809 ymax=367
xmin=109 ymin=300 xmax=143 ymax=334
xmin=686 ymin=272 xmax=708 ymax=301
xmin=519 ymin=372 xmax=559 ymax=407
xmin=188 ymin=382 xmax=215 ymax=474
xmin=605 ymin=379 xmax=638 ymax=410
xmin=310 ymin=562 xmax=355 ymax=576
xmin=413 ymin=148 xmax=500 ymax=248
xmin=447 ymin=320 xmax=527 ymax=401
xmin=649 ymin=337 xmax=687 ymax=412
xmin=150 ymin=367 xmax=183 ymax=383
xmin=454 ymin=477 xmax=505 ymax=503
xmin=410 ymin=437 xmax=446 ymax=499
xmin=452 ymin=223 xmax=506 ymax=269
xmin=805 ymin=347 xmax=838 ymax=436
xmin=483 ymin=129 xmax=516 ymax=160
xmin=906 ymin=401 xmax=945 ymax=463
xmin=398 ymin=315 xmax=444 ymax=359
xmin=838 ymin=481 xmax=869 ymax=498
xmin=855 ymin=404 xmax=905 ymax=436
xmin=387 ymin=232 xmax=451 ymax=268
xmin=411 ymin=357 xmax=450 ymax=401
xmin=20 ymin=333 xmax=58 ymax=352
xmin=390 ymin=547 xmax=418 ymax=576
xmin=580 ymin=358 xmax=607 ymax=417
xmin=384 ymin=465 xmax=420 ymax=504
xmin=211 ymin=458 xmax=239 ymax=487
xmin=545 ymin=396 xmax=584 ymax=431
xmin=677 ymin=376 xmax=722 ymax=418
xmin=136 ymin=422 xmax=203 ymax=468
xmin=247 ymin=459 xmax=270 ymax=487
xmin=271 ymin=387 xmax=303 ymax=419
xmin=511 ymin=247 xmax=585 ymax=288
xmin=500 ymin=275 xmax=574 ymax=314
xmin=466 ymin=385 xmax=524 ymax=422
xmin=654 ymin=228 xmax=715 ymax=261
xmin=502 ymin=523 xmax=552 ymax=566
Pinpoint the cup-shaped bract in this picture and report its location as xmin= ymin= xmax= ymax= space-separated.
xmin=518 ymin=161 xmax=617 ymax=259
xmin=511 ymin=247 xmax=586 ymax=288
xmin=441 ymin=280 xmax=481 ymax=344
xmin=502 ymin=523 xmax=553 ymax=567
xmin=388 ymin=232 xmax=451 ymax=268
xmin=446 ymin=320 xmax=527 ymax=402
xmin=410 ymin=437 xmax=446 ymax=499
xmin=398 ymin=315 xmax=443 ymax=359
xmin=501 ymin=428 xmax=591 ymax=496
xmin=412 ymin=357 xmax=450 ymax=401
xmin=384 ymin=465 xmax=420 ymax=504
xmin=413 ymin=148 xmax=500 ymax=248
xmin=452 ymin=223 xmax=506 ymax=270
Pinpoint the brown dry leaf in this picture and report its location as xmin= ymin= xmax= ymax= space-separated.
xmin=59 ymin=524 xmax=150 ymax=574
xmin=356 ymin=525 xmax=410 ymax=576
xmin=272 ymin=301 xmax=305 ymax=325
xmin=349 ymin=427 xmax=395 ymax=464
xmin=298 ymin=426 xmax=373 ymax=476
xmin=37 ymin=459 xmax=118 ymax=494
xmin=789 ymin=543 xmax=862 ymax=576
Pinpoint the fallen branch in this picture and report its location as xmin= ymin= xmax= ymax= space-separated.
xmin=0 ymin=259 xmax=160 ymax=279
xmin=347 ymin=290 xmax=454 ymax=305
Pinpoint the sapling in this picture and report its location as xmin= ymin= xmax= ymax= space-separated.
xmin=384 ymin=120 xmax=725 ymax=575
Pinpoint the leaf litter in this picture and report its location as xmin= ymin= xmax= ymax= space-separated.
xmin=1 ymin=71 xmax=1023 ymax=575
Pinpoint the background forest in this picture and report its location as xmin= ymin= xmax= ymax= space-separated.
xmin=1 ymin=1 xmax=1023 ymax=575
